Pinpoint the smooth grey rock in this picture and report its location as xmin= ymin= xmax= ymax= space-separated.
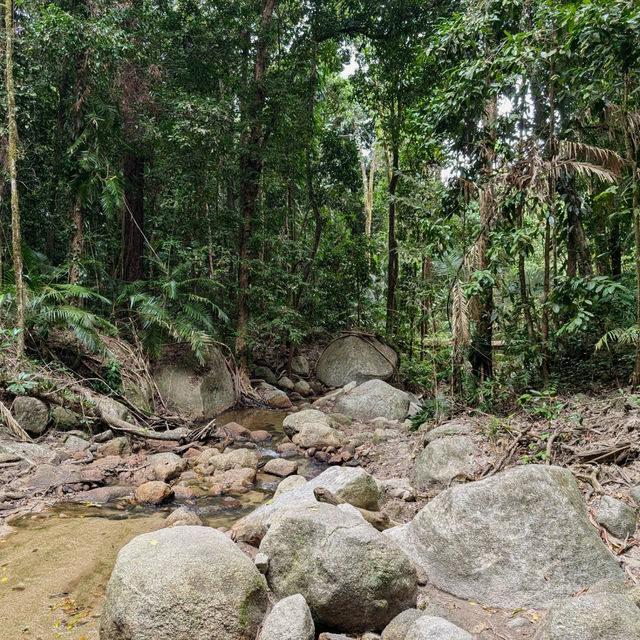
xmin=12 ymin=396 xmax=49 ymax=435
xmin=154 ymin=346 xmax=236 ymax=419
xmin=253 ymin=365 xmax=278 ymax=386
xmin=100 ymin=526 xmax=268 ymax=640
xmin=148 ymin=452 xmax=187 ymax=482
xmin=292 ymin=422 xmax=342 ymax=449
xmin=421 ymin=421 xmax=474 ymax=442
xmin=260 ymin=503 xmax=416 ymax=632
xmin=277 ymin=376 xmax=295 ymax=391
xmin=257 ymin=594 xmax=314 ymax=640
xmin=412 ymin=436 xmax=477 ymax=489
xmin=0 ymin=440 xmax=56 ymax=463
xmin=596 ymin=495 xmax=637 ymax=538
xmin=293 ymin=380 xmax=312 ymax=396
xmin=506 ymin=617 xmax=530 ymax=630
xmin=316 ymin=335 xmax=398 ymax=387
xmin=232 ymin=466 xmax=382 ymax=544
xmin=405 ymin=616 xmax=472 ymax=640
xmin=588 ymin=577 xmax=630 ymax=595
xmin=263 ymin=458 xmax=298 ymax=477
xmin=282 ymin=409 xmax=331 ymax=438
xmin=274 ymin=474 xmax=307 ymax=497
xmin=291 ymin=355 xmax=310 ymax=377
xmin=533 ymin=593 xmax=640 ymax=640
xmin=96 ymin=396 xmax=130 ymax=422
xmin=387 ymin=465 xmax=623 ymax=609
xmin=333 ymin=380 xmax=410 ymax=422
xmin=206 ymin=448 xmax=260 ymax=472
xmin=628 ymin=484 xmax=640 ymax=506
xmin=382 ymin=609 xmax=424 ymax=640
xmin=256 ymin=382 xmax=293 ymax=409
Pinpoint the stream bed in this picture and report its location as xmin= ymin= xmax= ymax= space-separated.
xmin=0 ymin=408 xmax=321 ymax=639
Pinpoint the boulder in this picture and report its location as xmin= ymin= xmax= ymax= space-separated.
xmin=260 ymin=503 xmax=417 ymax=632
xmin=382 ymin=609 xmax=424 ymax=640
xmin=206 ymin=448 xmax=260 ymax=472
xmin=70 ymin=486 xmax=133 ymax=504
xmin=533 ymin=593 xmax=640 ymax=640
xmin=100 ymin=526 xmax=268 ymax=640
xmin=220 ymin=421 xmax=252 ymax=441
xmin=293 ymin=380 xmax=312 ymax=396
xmin=412 ymin=436 xmax=478 ymax=489
xmin=316 ymin=335 xmax=398 ymax=387
xmin=405 ymin=617 xmax=472 ymax=640
xmin=386 ymin=465 xmax=622 ymax=608
xmin=292 ymin=423 xmax=342 ymax=449
xmin=263 ymin=458 xmax=298 ymax=477
xmin=253 ymin=365 xmax=278 ymax=386
xmin=595 ymin=495 xmax=637 ymax=538
xmin=232 ymin=466 xmax=382 ymax=544
xmin=421 ymin=421 xmax=474 ymax=442
xmin=257 ymin=594 xmax=315 ymax=640
xmin=154 ymin=345 xmax=236 ymax=419
xmin=63 ymin=434 xmax=91 ymax=453
xmin=135 ymin=481 xmax=173 ymax=505
xmin=256 ymin=383 xmax=292 ymax=409
xmin=17 ymin=463 xmax=83 ymax=491
xmin=12 ymin=396 xmax=49 ymax=435
xmin=97 ymin=397 xmax=130 ymax=422
xmin=291 ymin=355 xmax=310 ymax=377
xmin=149 ymin=452 xmax=187 ymax=482
xmin=50 ymin=406 xmax=83 ymax=431
xmin=98 ymin=436 xmax=130 ymax=457
xmin=333 ymin=380 xmax=409 ymax=422
xmin=277 ymin=376 xmax=295 ymax=391
xmin=0 ymin=440 xmax=57 ymax=463
xmin=282 ymin=409 xmax=330 ymax=438
xmin=628 ymin=484 xmax=640 ymax=506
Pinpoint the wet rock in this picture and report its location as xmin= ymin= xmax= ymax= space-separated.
xmin=201 ymin=448 xmax=260 ymax=472
xmin=595 ymin=495 xmax=637 ymax=538
xmin=293 ymin=380 xmax=312 ymax=396
xmin=333 ymin=380 xmax=410 ymax=422
xmin=405 ymin=616 xmax=472 ymax=640
xmin=232 ymin=466 xmax=382 ymax=544
xmin=165 ymin=507 xmax=202 ymax=527
xmin=100 ymin=526 xmax=268 ymax=640
xmin=292 ymin=423 xmax=342 ymax=449
xmin=274 ymin=474 xmax=307 ymax=498
xmin=154 ymin=345 xmax=236 ymax=419
xmin=412 ymin=436 xmax=478 ymax=489
xmin=253 ymin=365 xmax=278 ymax=386
xmin=257 ymin=383 xmax=293 ymax=409
xmin=220 ymin=421 xmax=252 ymax=441
xmin=70 ymin=486 xmax=133 ymax=503
xmin=173 ymin=484 xmax=196 ymax=500
xmin=18 ymin=463 xmax=83 ymax=491
xmin=386 ymin=465 xmax=623 ymax=609
xmin=257 ymin=594 xmax=314 ymax=640
xmin=250 ymin=429 xmax=272 ymax=442
xmin=316 ymin=335 xmax=398 ymax=387
xmin=135 ymin=481 xmax=173 ymax=505
xmin=533 ymin=593 xmax=640 ymax=640
xmin=210 ymin=467 xmax=256 ymax=490
xmin=12 ymin=396 xmax=49 ymax=436
xmin=291 ymin=355 xmax=310 ymax=377
xmin=148 ymin=452 xmax=187 ymax=482
xmin=50 ymin=406 xmax=83 ymax=431
xmin=263 ymin=458 xmax=298 ymax=477
xmin=276 ymin=441 xmax=298 ymax=457
xmin=260 ymin=503 xmax=416 ymax=632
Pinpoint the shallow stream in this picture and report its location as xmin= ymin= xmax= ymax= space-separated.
xmin=0 ymin=408 xmax=316 ymax=639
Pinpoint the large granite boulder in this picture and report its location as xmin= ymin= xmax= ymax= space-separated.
xmin=385 ymin=465 xmax=622 ymax=609
xmin=257 ymin=594 xmax=315 ymax=640
xmin=282 ymin=409 xmax=331 ymax=438
xmin=333 ymin=380 xmax=409 ymax=422
xmin=316 ymin=335 xmax=398 ymax=387
xmin=154 ymin=345 xmax=236 ymax=419
xmin=12 ymin=396 xmax=49 ymax=435
xmin=260 ymin=503 xmax=417 ymax=632
xmin=533 ymin=593 xmax=640 ymax=640
xmin=100 ymin=526 xmax=268 ymax=640
xmin=405 ymin=616 xmax=472 ymax=640
xmin=231 ymin=466 xmax=382 ymax=544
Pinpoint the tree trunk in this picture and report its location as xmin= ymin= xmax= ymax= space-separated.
xmin=385 ymin=143 xmax=399 ymax=337
xmin=517 ymin=196 xmax=537 ymax=346
xmin=5 ymin=0 xmax=25 ymax=356
xmin=122 ymin=150 xmax=145 ymax=282
xmin=235 ymin=0 xmax=278 ymax=374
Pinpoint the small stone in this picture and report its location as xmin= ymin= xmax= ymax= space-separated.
xmin=373 ymin=428 xmax=388 ymax=443
xmin=506 ymin=617 xmax=530 ymax=630
xmin=278 ymin=376 xmax=295 ymax=391
xmin=263 ymin=458 xmax=298 ymax=477
xmin=98 ymin=437 xmax=130 ymax=457
xmin=628 ymin=484 xmax=640 ymax=506
xmin=173 ymin=485 xmax=196 ymax=500
xmin=220 ymin=421 xmax=251 ymax=441
xmin=596 ymin=495 xmax=637 ymax=538
xmin=276 ymin=442 xmax=298 ymax=457
xmin=294 ymin=380 xmax=312 ymax=396
xmin=251 ymin=430 xmax=272 ymax=442
xmin=63 ymin=435 xmax=90 ymax=453
xmin=254 ymin=552 xmax=269 ymax=573
xmin=135 ymin=481 xmax=173 ymax=505
xmin=291 ymin=355 xmax=310 ymax=377
xmin=165 ymin=507 xmax=202 ymax=527
xmin=148 ymin=452 xmax=187 ymax=482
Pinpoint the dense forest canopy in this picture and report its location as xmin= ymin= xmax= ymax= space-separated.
xmin=1 ymin=0 xmax=639 ymax=408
